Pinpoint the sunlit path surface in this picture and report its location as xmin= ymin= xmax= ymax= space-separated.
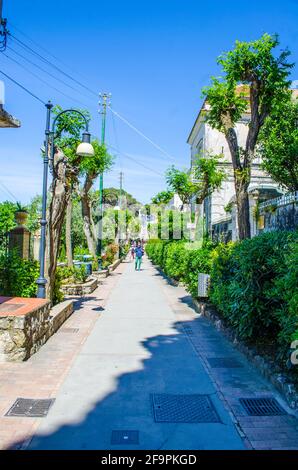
xmin=27 ymin=257 xmax=244 ymax=450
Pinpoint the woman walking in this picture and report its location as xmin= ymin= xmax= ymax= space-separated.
xmin=134 ymin=241 xmax=144 ymax=271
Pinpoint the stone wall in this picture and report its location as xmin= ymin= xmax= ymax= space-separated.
xmin=0 ymin=298 xmax=73 ymax=362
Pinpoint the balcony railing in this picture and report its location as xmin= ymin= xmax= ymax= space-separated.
xmin=259 ymin=191 xmax=298 ymax=211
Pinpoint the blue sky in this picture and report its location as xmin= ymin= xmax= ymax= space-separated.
xmin=1 ymin=0 xmax=298 ymax=204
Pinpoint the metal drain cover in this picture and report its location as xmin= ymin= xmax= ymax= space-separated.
xmin=183 ymin=325 xmax=194 ymax=336
xmin=111 ymin=430 xmax=139 ymax=445
xmin=151 ymin=394 xmax=220 ymax=423
xmin=6 ymin=398 xmax=55 ymax=417
xmin=207 ymin=357 xmax=243 ymax=368
xmin=239 ymin=397 xmax=286 ymax=416
xmin=59 ymin=328 xmax=79 ymax=333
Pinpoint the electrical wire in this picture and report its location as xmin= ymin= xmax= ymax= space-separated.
xmin=9 ymin=21 xmax=90 ymax=81
xmin=109 ymin=106 xmax=179 ymax=164
xmin=5 ymin=31 xmax=179 ymax=166
xmin=107 ymin=144 xmax=164 ymax=177
xmin=0 ymin=68 xmax=46 ymax=104
xmin=9 ymin=33 xmax=98 ymax=98
xmin=6 ymin=45 xmax=94 ymax=102
xmin=0 ymin=180 xmax=18 ymax=202
xmin=2 ymin=52 xmax=90 ymax=107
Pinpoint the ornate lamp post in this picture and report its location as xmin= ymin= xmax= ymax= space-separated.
xmin=36 ymin=102 xmax=94 ymax=299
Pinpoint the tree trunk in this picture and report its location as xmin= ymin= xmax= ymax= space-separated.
xmin=236 ymin=184 xmax=251 ymax=240
xmin=80 ymin=174 xmax=97 ymax=258
xmin=66 ymin=196 xmax=73 ymax=267
xmin=225 ymin=127 xmax=251 ymax=240
xmin=45 ymin=148 xmax=77 ymax=301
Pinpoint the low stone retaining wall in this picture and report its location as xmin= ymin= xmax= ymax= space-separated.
xmin=0 ymin=297 xmax=74 ymax=362
xmin=108 ymin=259 xmax=121 ymax=273
xmin=93 ymin=269 xmax=109 ymax=280
xmin=193 ymin=299 xmax=298 ymax=410
xmin=48 ymin=300 xmax=73 ymax=336
xmin=61 ymin=277 xmax=98 ymax=296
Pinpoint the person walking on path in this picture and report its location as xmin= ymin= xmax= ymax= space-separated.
xmin=134 ymin=241 xmax=144 ymax=271
xmin=130 ymin=242 xmax=135 ymax=261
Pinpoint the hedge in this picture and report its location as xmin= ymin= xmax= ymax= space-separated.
xmin=209 ymin=231 xmax=298 ymax=364
xmin=146 ymin=231 xmax=298 ymax=370
xmin=145 ymin=239 xmax=214 ymax=297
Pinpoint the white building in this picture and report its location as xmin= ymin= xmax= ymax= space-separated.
xmin=187 ymin=88 xmax=283 ymax=241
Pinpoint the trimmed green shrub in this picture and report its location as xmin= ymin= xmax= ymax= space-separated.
xmin=210 ymin=231 xmax=298 ymax=366
xmin=0 ymin=252 xmax=39 ymax=298
xmin=163 ymin=241 xmax=190 ymax=281
xmin=184 ymin=243 xmax=214 ymax=297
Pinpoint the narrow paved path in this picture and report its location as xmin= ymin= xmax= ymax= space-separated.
xmin=28 ymin=257 xmax=244 ymax=450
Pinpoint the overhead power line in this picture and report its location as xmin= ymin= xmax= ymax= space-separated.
xmin=2 ymin=52 xmax=90 ymax=107
xmin=0 ymin=179 xmax=18 ymax=202
xmin=107 ymin=144 xmax=164 ymax=177
xmin=109 ymin=107 xmax=179 ymax=164
xmin=9 ymin=33 xmax=98 ymax=98
xmin=0 ymin=68 xmax=46 ymax=104
xmin=3 ymin=30 xmax=178 ymax=166
xmin=6 ymin=46 xmax=94 ymax=102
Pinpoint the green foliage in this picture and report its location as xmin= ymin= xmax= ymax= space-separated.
xmin=218 ymin=34 xmax=293 ymax=107
xmin=184 ymin=242 xmax=214 ymax=297
xmin=0 ymin=201 xmax=17 ymax=235
xmin=146 ymin=232 xmax=298 ymax=373
xmin=165 ymin=167 xmax=197 ymax=206
xmin=202 ymin=79 xmax=247 ymax=132
xmin=0 ymin=252 xmax=39 ymax=298
xmin=203 ymin=34 xmax=293 ymax=135
xmin=101 ymin=187 xmax=141 ymax=208
xmin=166 ymin=153 xmax=225 ymax=206
xmin=79 ymin=140 xmax=114 ymax=178
xmin=163 ymin=242 xmax=190 ymax=280
xmin=151 ymin=191 xmax=174 ymax=206
xmin=259 ymin=96 xmax=298 ymax=191
xmin=26 ymin=195 xmax=42 ymax=233
xmin=145 ymin=239 xmax=214 ymax=296
xmin=102 ymin=243 xmax=119 ymax=267
xmin=209 ymin=231 xmax=298 ymax=367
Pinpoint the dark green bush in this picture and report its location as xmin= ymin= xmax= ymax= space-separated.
xmin=163 ymin=241 xmax=190 ymax=281
xmin=184 ymin=243 xmax=214 ymax=297
xmin=210 ymin=231 xmax=298 ymax=365
xmin=0 ymin=252 xmax=39 ymax=298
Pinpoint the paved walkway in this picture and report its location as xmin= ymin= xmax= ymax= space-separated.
xmin=1 ymin=257 xmax=298 ymax=450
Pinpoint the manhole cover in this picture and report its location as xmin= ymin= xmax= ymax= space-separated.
xmin=207 ymin=357 xmax=243 ymax=368
xmin=111 ymin=430 xmax=139 ymax=445
xmin=6 ymin=398 xmax=55 ymax=417
xmin=151 ymin=394 xmax=221 ymax=423
xmin=59 ymin=328 xmax=79 ymax=333
xmin=0 ymin=303 xmax=25 ymax=313
xmin=239 ymin=397 xmax=286 ymax=416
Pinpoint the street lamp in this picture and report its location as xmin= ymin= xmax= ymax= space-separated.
xmin=36 ymin=102 xmax=94 ymax=299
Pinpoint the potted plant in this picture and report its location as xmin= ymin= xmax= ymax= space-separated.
xmin=15 ymin=202 xmax=28 ymax=226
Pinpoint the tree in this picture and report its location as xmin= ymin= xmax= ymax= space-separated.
xmin=258 ymin=94 xmax=298 ymax=191
xmin=101 ymin=187 xmax=140 ymax=208
xmin=151 ymin=191 xmax=174 ymax=206
xmin=203 ymin=34 xmax=293 ymax=239
xmin=79 ymin=140 xmax=113 ymax=258
xmin=45 ymin=106 xmax=92 ymax=300
xmin=166 ymin=154 xmax=226 ymax=209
